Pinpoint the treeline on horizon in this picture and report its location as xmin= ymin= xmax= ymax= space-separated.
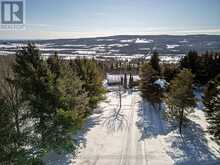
xmin=97 ymin=50 xmax=220 ymax=85
xmin=0 ymin=43 xmax=220 ymax=164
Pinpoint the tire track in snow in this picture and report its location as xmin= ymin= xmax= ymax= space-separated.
xmin=92 ymin=92 xmax=133 ymax=165
xmin=121 ymin=94 xmax=149 ymax=165
xmin=124 ymin=94 xmax=139 ymax=165
xmin=119 ymin=94 xmax=137 ymax=165
xmin=75 ymin=92 xmax=120 ymax=165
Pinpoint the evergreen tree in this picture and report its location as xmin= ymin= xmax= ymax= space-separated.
xmin=180 ymin=51 xmax=198 ymax=74
xmin=150 ymin=51 xmax=161 ymax=75
xmin=13 ymin=44 xmax=57 ymax=154
xmin=206 ymin=88 xmax=220 ymax=143
xmin=120 ymin=76 xmax=123 ymax=86
xmin=129 ymin=73 xmax=133 ymax=89
xmin=49 ymin=63 xmax=89 ymax=152
xmin=161 ymin=63 xmax=179 ymax=82
xmin=166 ymin=69 xmax=196 ymax=135
xmin=127 ymin=63 xmax=132 ymax=72
xmin=47 ymin=52 xmax=61 ymax=83
xmin=13 ymin=44 xmax=89 ymax=160
xmin=71 ymin=58 xmax=105 ymax=111
xmin=180 ymin=51 xmax=220 ymax=84
xmin=123 ymin=73 xmax=127 ymax=89
xmin=204 ymin=77 xmax=219 ymax=110
xmin=204 ymin=75 xmax=220 ymax=143
xmin=140 ymin=63 xmax=162 ymax=108
xmin=0 ymin=56 xmax=32 ymax=164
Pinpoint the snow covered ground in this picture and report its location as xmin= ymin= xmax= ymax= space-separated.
xmin=135 ymin=38 xmax=154 ymax=44
xmin=166 ymin=44 xmax=180 ymax=49
xmin=43 ymin=90 xmax=220 ymax=165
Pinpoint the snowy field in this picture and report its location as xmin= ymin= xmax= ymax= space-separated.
xmin=43 ymin=90 xmax=220 ymax=165
xmin=1 ymin=35 xmax=220 ymax=59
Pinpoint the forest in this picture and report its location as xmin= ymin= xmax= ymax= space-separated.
xmin=0 ymin=43 xmax=220 ymax=164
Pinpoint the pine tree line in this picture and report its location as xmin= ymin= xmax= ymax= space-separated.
xmin=140 ymin=52 xmax=196 ymax=135
xmin=139 ymin=50 xmax=220 ymax=140
xmin=0 ymin=44 xmax=105 ymax=164
xmin=165 ymin=69 xmax=196 ymax=134
xmin=180 ymin=51 xmax=220 ymax=85
xmin=180 ymin=51 xmax=220 ymax=141
xmin=204 ymin=75 xmax=220 ymax=143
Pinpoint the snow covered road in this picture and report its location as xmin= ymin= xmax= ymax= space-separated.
xmin=73 ymin=91 xmax=149 ymax=165
xmin=44 ymin=91 xmax=220 ymax=165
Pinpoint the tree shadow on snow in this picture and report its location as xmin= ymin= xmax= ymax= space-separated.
xmin=166 ymin=120 xmax=220 ymax=165
xmin=136 ymin=100 xmax=175 ymax=140
xmin=136 ymin=99 xmax=220 ymax=164
xmin=42 ymin=114 xmax=102 ymax=165
xmin=101 ymin=92 xmax=131 ymax=132
xmin=102 ymin=107 xmax=128 ymax=132
xmin=74 ymin=113 xmax=103 ymax=149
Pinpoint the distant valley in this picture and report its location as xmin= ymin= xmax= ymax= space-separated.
xmin=1 ymin=35 xmax=220 ymax=61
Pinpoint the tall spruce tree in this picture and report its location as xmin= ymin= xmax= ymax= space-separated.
xmin=150 ymin=51 xmax=161 ymax=75
xmin=180 ymin=51 xmax=198 ymax=74
xmin=129 ymin=73 xmax=133 ymax=89
xmin=204 ymin=75 xmax=220 ymax=143
xmin=71 ymin=58 xmax=105 ymax=112
xmin=180 ymin=51 xmax=220 ymax=84
xmin=161 ymin=63 xmax=179 ymax=82
xmin=166 ymin=69 xmax=196 ymax=135
xmin=50 ymin=63 xmax=89 ymax=152
xmin=13 ymin=44 xmax=89 ymax=159
xmin=123 ymin=73 xmax=127 ymax=89
xmin=140 ymin=63 xmax=162 ymax=109
xmin=0 ymin=57 xmax=31 ymax=164
xmin=13 ymin=43 xmax=57 ymax=154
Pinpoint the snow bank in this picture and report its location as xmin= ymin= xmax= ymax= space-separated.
xmin=74 ymin=50 xmax=96 ymax=55
xmin=135 ymin=38 xmax=154 ymax=44
xmin=108 ymin=44 xmax=129 ymax=47
xmin=166 ymin=44 xmax=180 ymax=49
xmin=179 ymin=39 xmax=188 ymax=43
xmin=120 ymin=39 xmax=134 ymax=43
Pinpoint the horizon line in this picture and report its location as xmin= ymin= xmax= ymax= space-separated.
xmin=1 ymin=33 xmax=220 ymax=41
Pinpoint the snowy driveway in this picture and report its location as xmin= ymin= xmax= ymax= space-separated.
xmin=44 ymin=91 xmax=220 ymax=165
xmin=73 ymin=92 xmax=150 ymax=165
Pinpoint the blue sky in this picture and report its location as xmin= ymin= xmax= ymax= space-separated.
xmin=1 ymin=0 xmax=220 ymax=39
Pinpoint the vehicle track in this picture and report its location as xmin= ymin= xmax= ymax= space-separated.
xmin=88 ymin=92 xmax=135 ymax=165
xmin=119 ymin=94 xmax=149 ymax=165
xmin=118 ymin=94 xmax=137 ymax=165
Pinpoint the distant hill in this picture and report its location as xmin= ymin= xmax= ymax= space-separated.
xmin=0 ymin=35 xmax=220 ymax=58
